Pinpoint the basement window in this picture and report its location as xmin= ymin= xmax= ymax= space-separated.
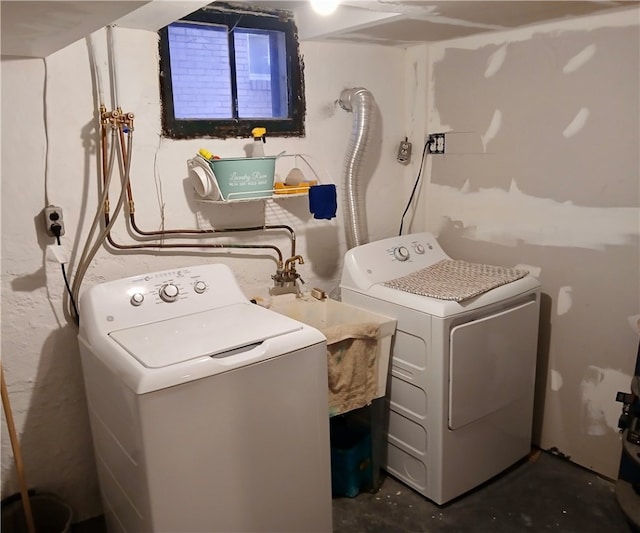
xmin=158 ymin=3 xmax=306 ymax=139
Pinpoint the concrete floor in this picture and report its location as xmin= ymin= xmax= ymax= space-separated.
xmin=73 ymin=450 xmax=634 ymax=533
xmin=333 ymin=451 xmax=634 ymax=533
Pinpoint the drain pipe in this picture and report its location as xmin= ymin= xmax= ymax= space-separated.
xmin=339 ymin=87 xmax=375 ymax=250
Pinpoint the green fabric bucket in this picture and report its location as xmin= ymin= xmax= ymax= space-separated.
xmin=209 ymin=157 xmax=276 ymax=200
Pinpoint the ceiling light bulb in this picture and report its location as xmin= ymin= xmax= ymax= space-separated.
xmin=310 ymin=0 xmax=340 ymax=16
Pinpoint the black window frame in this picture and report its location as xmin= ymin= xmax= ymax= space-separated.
xmin=158 ymin=3 xmax=306 ymax=139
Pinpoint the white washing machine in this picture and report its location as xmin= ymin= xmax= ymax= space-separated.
xmin=77 ymin=263 xmax=332 ymax=533
xmin=340 ymin=232 xmax=540 ymax=505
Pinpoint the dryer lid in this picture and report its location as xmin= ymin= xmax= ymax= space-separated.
xmin=108 ymin=303 xmax=302 ymax=368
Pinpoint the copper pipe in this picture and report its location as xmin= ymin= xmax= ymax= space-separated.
xmin=104 ymin=215 xmax=283 ymax=264
xmin=100 ymin=112 xmax=109 ymax=207
xmin=114 ymin=124 xmax=297 ymax=258
xmin=96 ymin=119 xmax=289 ymax=271
xmin=129 ymin=214 xmax=296 ymax=254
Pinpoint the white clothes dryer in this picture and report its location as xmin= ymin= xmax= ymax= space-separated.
xmin=340 ymin=233 xmax=540 ymax=505
xmin=78 ymin=263 xmax=332 ymax=533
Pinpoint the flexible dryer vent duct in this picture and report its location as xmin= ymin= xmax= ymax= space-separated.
xmin=339 ymin=87 xmax=375 ymax=250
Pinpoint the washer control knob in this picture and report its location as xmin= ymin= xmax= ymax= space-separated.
xmin=413 ymin=243 xmax=425 ymax=254
xmin=393 ymin=246 xmax=410 ymax=262
xmin=130 ymin=292 xmax=144 ymax=306
xmin=160 ymin=283 xmax=179 ymax=302
xmin=194 ymin=280 xmax=207 ymax=294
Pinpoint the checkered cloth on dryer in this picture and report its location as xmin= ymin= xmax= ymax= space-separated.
xmin=383 ymin=259 xmax=529 ymax=302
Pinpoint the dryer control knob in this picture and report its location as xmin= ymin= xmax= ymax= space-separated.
xmin=194 ymin=280 xmax=207 ymax=294
xmin=160 ymin=283 xmax=179 ymax=302
xmin=394 ymin=246 xmax=410 ymax=262
xmin=130 ymin=292 xmax=144 ymax=306
xmin=413 ymin=243 xmax=425 ymax=254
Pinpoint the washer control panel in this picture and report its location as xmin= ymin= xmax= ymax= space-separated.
xmin=80 ymin=264 xmax=248 ymax=335
xmin=122 ymin=268 xmax=213 ymax=307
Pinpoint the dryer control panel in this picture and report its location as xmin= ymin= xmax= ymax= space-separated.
xmin=386 ymin=239 xmax=439 ymax=264
xmin=342 ymin=232 xmax=450 ymax=292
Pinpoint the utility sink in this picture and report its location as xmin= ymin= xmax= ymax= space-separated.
xmin=270 ymin=293 xmax=397 ymax=401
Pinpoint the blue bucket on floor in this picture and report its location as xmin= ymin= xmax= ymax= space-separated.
xmin=330 ymin=420 xmax=373 ymax=498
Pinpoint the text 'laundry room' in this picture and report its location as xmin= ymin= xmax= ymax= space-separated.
xmin=1 ymin=1 xmax=639 ymax=532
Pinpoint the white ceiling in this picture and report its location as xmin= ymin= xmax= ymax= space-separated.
xmin=0 ymin=0 xmax=211 ymax=57
xmin=1 ymin=0 xmax=638 ymax=57
xmin=264 ymin=0 xmax=639 ymax=46
xmin=1 ymin=1 xmax=147 ymax=57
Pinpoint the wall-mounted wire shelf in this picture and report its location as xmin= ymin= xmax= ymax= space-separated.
xmin=196 ymin=153 xmax=331 ymax=205
xmin=198 ymin=186 xmax=312 ymax=204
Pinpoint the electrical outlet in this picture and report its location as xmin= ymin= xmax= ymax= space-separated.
xmin=397 ymin=137 xmax=412 ymax=163
xmin=44 ymin=206 xmax=65 ymax=237
xmin=427 ymin=133 xmax=446 ymax=154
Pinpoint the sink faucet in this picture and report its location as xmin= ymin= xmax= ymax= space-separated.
xmin=272 ymin=255 xmax=305 ymax=293
xmin=285 ymin=255 xmax=304 ymax=271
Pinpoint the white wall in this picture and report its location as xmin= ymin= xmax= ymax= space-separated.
xmin=0 ymin=29 xmax=406 ymax=520
xmin=3 ymin=6 xmax=637 ymax=523
xmin=419 ymin=10 xmax=640 ymax=478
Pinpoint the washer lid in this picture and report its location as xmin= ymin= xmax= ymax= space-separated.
xmin=109 ymin=303 xmax=302 ymax=368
